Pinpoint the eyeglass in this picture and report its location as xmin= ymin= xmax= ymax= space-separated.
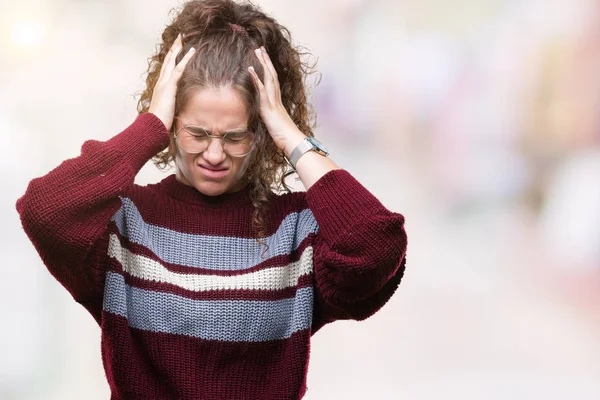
xmin=173 ymin=124 xmax=255 ymax=158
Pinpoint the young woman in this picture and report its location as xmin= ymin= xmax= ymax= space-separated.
xmin=16 ymin=0 xmax=408 ymax=398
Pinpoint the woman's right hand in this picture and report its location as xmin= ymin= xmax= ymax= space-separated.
xmin=148 ymin=33 xmax=195 ymax=131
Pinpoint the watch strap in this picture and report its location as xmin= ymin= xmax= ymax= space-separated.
xmin=288 ymin=138 xmax=313 ymax=169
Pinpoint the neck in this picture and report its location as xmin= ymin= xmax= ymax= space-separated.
xmin=163 ymin=174 xmax=253 ymax=207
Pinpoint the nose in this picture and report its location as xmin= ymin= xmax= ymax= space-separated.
xmin=202 ymin=137 xmax=227 ymax=165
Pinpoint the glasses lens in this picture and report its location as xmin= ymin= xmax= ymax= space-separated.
xmin=177 ymin=128 xmax=209 ymax=154
xmin=223 ymin=131 xmax=254 ymax=157
xmin=176 ymin=127 xmax=254 ymax=157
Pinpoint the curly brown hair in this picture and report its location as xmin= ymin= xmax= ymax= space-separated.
xmin=136 ymin=0 xmax=319 ymax=240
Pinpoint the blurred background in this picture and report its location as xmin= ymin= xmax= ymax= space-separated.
xmin=2 ymin=0 xmax=599 ymax=398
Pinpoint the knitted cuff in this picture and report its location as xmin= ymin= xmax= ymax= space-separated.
xmin=105 ymin=112 xmax=171 ymax=172
xmin=305 ymin=169 xmax=385 ymax=241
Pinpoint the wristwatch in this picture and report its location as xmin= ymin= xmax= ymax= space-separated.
xmin=288 ymin=136 xmax=329 ymax=169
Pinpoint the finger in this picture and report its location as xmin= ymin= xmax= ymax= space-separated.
xmin=159 ymin=34 xmax=183 ymax=80
xmin=260 ymin=46 xmax=278 ymax=81
xmin=166 ymin=34 xmax=183 ymax=63
xmin=171 ymin=47 xmax=196 ymax=80
xmin=260 ymin=47 xmax=282 ymax=102
xmin=248 ymin=66 xmax=268 ymax=104
xmin=247 ymin=66 xmax=263 ymax=93
xmin=165 ymin=34 xmax=183 ymax=70
xmin=254 ymin=48 xmax=277 ymax=99
xmin=159 ymin=35 xmax=180 ymax=81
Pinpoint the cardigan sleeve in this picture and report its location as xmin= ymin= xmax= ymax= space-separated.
xmin=16 ymin=113 xmax=169 ymax=321
xmin=305 ymin=169 xmax=407 ymax=333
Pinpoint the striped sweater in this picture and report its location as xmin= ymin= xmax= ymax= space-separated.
xmin=16 ymin=113 xmax=408 ymax=400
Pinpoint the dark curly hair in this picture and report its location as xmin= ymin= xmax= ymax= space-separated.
xmin=136 ymin=0 xmax=319 ymax=241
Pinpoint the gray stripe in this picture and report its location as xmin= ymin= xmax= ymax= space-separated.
xmin=102 ymin=271 xmax=313 ymax=342
xmin=111 ymin=197 xmax=318 ymax=271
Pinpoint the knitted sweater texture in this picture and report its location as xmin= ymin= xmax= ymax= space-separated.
xmin=16 ymin=113 xmax=408 ymax=400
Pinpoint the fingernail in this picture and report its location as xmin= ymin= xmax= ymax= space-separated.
xmin=255 ymin=48 xmax=261 ymax=55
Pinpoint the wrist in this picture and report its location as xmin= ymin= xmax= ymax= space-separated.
xmin=282 ymin=130 xmax=308 ymax=158
xmin=147 ymin=110 xmax=171 ymax=132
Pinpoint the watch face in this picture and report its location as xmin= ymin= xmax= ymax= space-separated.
xmin=307 ymin=136 xmax=328 ymax=153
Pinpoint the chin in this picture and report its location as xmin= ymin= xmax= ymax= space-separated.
xmin=194 ymin=181 xmax=229 ymax=196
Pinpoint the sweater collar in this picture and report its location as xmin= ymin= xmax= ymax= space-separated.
xmin=160 ymin=174 xmax=253 ymax=207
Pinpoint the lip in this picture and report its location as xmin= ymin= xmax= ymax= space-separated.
xmin=198 ymin=164 xmax=229 ymax=179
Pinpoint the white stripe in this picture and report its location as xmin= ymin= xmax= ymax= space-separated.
xmin=107 ymin=234 xmax=313 ymax=292
xmin=111 ymin=197 xmax=318 ymax=271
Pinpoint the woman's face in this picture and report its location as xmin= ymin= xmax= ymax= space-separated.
xmin=174 ymin=86 xmax=254 ymax=196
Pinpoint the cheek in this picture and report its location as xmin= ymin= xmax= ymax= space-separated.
xmin=174 ymin=149 xmax=195 ymax=173
xmin=229 ymin=157 xmax=250 ymax=179
xmin=177 ymin=146 xmax=197 ymax=163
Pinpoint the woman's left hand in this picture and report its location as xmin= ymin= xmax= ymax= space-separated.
xmin=248 ymin=47 xmax=306 ymax=156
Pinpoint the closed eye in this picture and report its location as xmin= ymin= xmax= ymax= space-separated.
xmin=224 ymin=132 xmax=250 ymax=142
xmin=185 ymin=127 xmax=209 ymax=136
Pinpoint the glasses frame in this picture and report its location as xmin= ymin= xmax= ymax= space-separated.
xmin=173 ymin=124 xmax=256 ymax=158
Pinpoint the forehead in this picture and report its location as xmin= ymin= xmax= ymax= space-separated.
xmin=178 ymin=86 xmax=248 ymax=129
